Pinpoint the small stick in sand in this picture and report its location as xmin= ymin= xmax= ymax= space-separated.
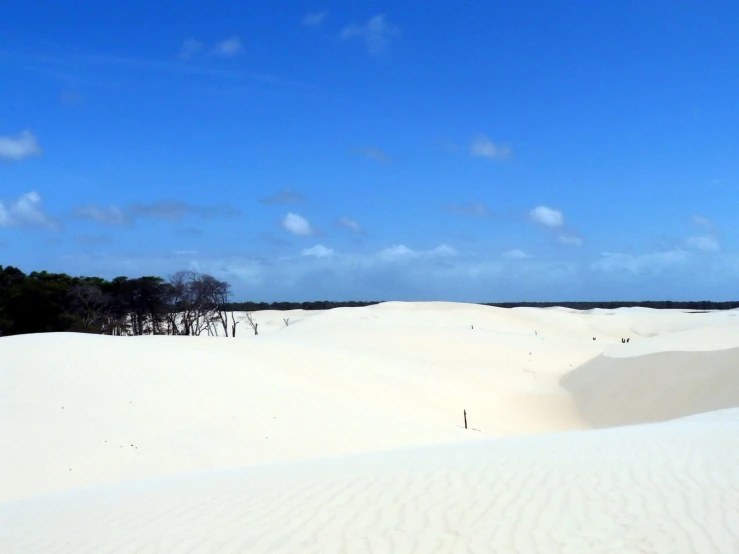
xmin=464 ymin=409 xmax=468 ymax=429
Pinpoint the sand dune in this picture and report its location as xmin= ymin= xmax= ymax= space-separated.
xmin=561 ymin=346 xmax=739 ymax=428
xmin=2 ymin=302 xmax=739 ymax=552
xmin=2 ymin=412 xmax=738 ymax=553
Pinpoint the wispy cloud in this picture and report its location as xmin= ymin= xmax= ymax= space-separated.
xmin=442 ymin=202 xmax=494 ymax=218
xmin=71 ymin=204 xmax=131 ymax=226
xmin=684 ymin=215 xmax=720 ymax=253
xmin=685 ymin=235 xmax=720 ymax=253
xmin=502 ymin=249 xmax=532 ymax=260
xmin=56 ymin=242 xmax=739 ymax=303
xmin=338 ymin=216 xmax=363 ymax=233
xmin=0 ymin=130 xmax=42 ymax=161
xmin=129 ymin=199 xmax=240 ymax=221
xmin=212 ymin=36 xmax=243 ymax=56
xmin=377 ymin=243 xmax=456 ymax=261
xmin=302 ymin=244 xmax=334 ymax=258
xmin=302 ymin=12 xmax=327 ymax=26
xmin=558 ymin=233 xmax=584 ymax=246
xmin=0 ymin=191 xmax=58 ymax=230
xmin=74 ymin=233 xmax=113 ymax=245
xmin=591 ymin=250 xmax=690 ymax=275
xmin=180 ymin=39 xmax=204 ymax=60
xmin=469 ymin=135 xmax=511 ymax=160
xmin=177 ymin=227 xmax=204 ymax=236
xmin=441 ymin=139 xmax=461 ymax=152
xmin=60 ymin=91 xmax=82 ymax=105
xmin=340 ymin=14 xmax=400 ymax=54
xmin=72 ymin=200 xmax=239 ymax=226
xmin=692 ymin=214 xmax=713 ymax=230
xmin=281 ymin=212 xmax=315 ymax=236
xmin=259 ymin=188 xmax=305 ymax=205
xmin=26 ymin=51 xmax=242 ymax=80
xmin=358 ymin=147 xmax=389 ymax=163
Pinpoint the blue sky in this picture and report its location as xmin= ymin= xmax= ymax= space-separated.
xmin=1 ymin=0 xmax=738 ymax=301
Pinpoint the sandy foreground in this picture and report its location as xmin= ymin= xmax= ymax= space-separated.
xmin=1 ymin=302 xmax=739 ymax=552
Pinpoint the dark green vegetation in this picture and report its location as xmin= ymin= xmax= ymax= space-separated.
xmin=0 ymin=265 xmax=379 ymax=337
xmin=1 ymin=265 xmax=737 ymax=337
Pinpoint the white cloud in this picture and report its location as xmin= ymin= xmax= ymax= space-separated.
xmin=502 ymin=249 xmax=532 ymax=259
xmin=173 ymin=250 xmax=198 ymax=256
xmin=340 ymin=14 xmax=400 ymax=54
xmin=180 ymin=39 xmax=204 ymax=60
xmin=0 ymin=131 xmax=42 ymax=161
xmin=0 ymin=191 xmax=58 ymax=230
xmin=54 ymin=243 xmax=739 ymax=304
xmin=72 ymin=204 xmax=130 ymax=226
xmin=590 ymin=250 xmax=690 ymax=275
xmin=377 ymin=244 xmax=456 ymax=261
xmin=302 ymin=12 xmax=327 ymax=26
xmin=378 ymin=244 xmax=416 ymax=260
xmin=529 ymin=206 xmax=583 ymax=246
xmin=529 ymin=206 xmax=564 ymax=228
xmin=469 ymin=135 xmax=511 ymax=160
xmin=558 ymin=233 xmax=584 ymax=246
xmin=685 ymin=216 xmax=719 ymax=253
xmin=338 ymin=216 xmax=363 ymax=233
xmin=281 ymin=212 xmax=314 ymax=236
xmin=685 ymin=235 xmax=720 ymax=253
xmin=430 ymin=244 xmax=457 ymax=257
xmin=302 ymin=244 xmax=335 ymax=258
xmin=212 ymin=36 xmax=243 ymax=56
xmin=692 ymin=214 xmax=714 ymax=231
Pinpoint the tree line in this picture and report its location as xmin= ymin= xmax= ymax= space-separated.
xmin=1 ymin=265 xmax=737 ymax=337
xmin=0 ymin=266 xmax=254 ymax=337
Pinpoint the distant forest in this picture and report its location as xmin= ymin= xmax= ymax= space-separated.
xmin=1 ymin=265 xmax=737 ymax=337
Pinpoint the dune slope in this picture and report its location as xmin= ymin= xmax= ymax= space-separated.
xmin=561 ymin=346 xmax=739 ymax=428
xmin=2 ymin=411 xmax=738 ymax=553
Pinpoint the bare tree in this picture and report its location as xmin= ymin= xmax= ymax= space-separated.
xmin=283 ymin=318 xmax=290 ymax=327
xmin=242 ymin=311 xmax=258 ymax=335
xmin=68 ymin=283 xmax=111 ymax=332
xmin=230 ymin=311 xmax=239 ymax=337
xmin=206 ymin=276 xmax=231 ymax=337
xmin=166 ymin=271 xmax=190 ymax=335
xmin=167 ymin=271 xmax=233 ymax=336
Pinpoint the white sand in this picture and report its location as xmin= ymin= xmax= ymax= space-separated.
xmin=2 ymin=302 xmax=739 ymax=552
